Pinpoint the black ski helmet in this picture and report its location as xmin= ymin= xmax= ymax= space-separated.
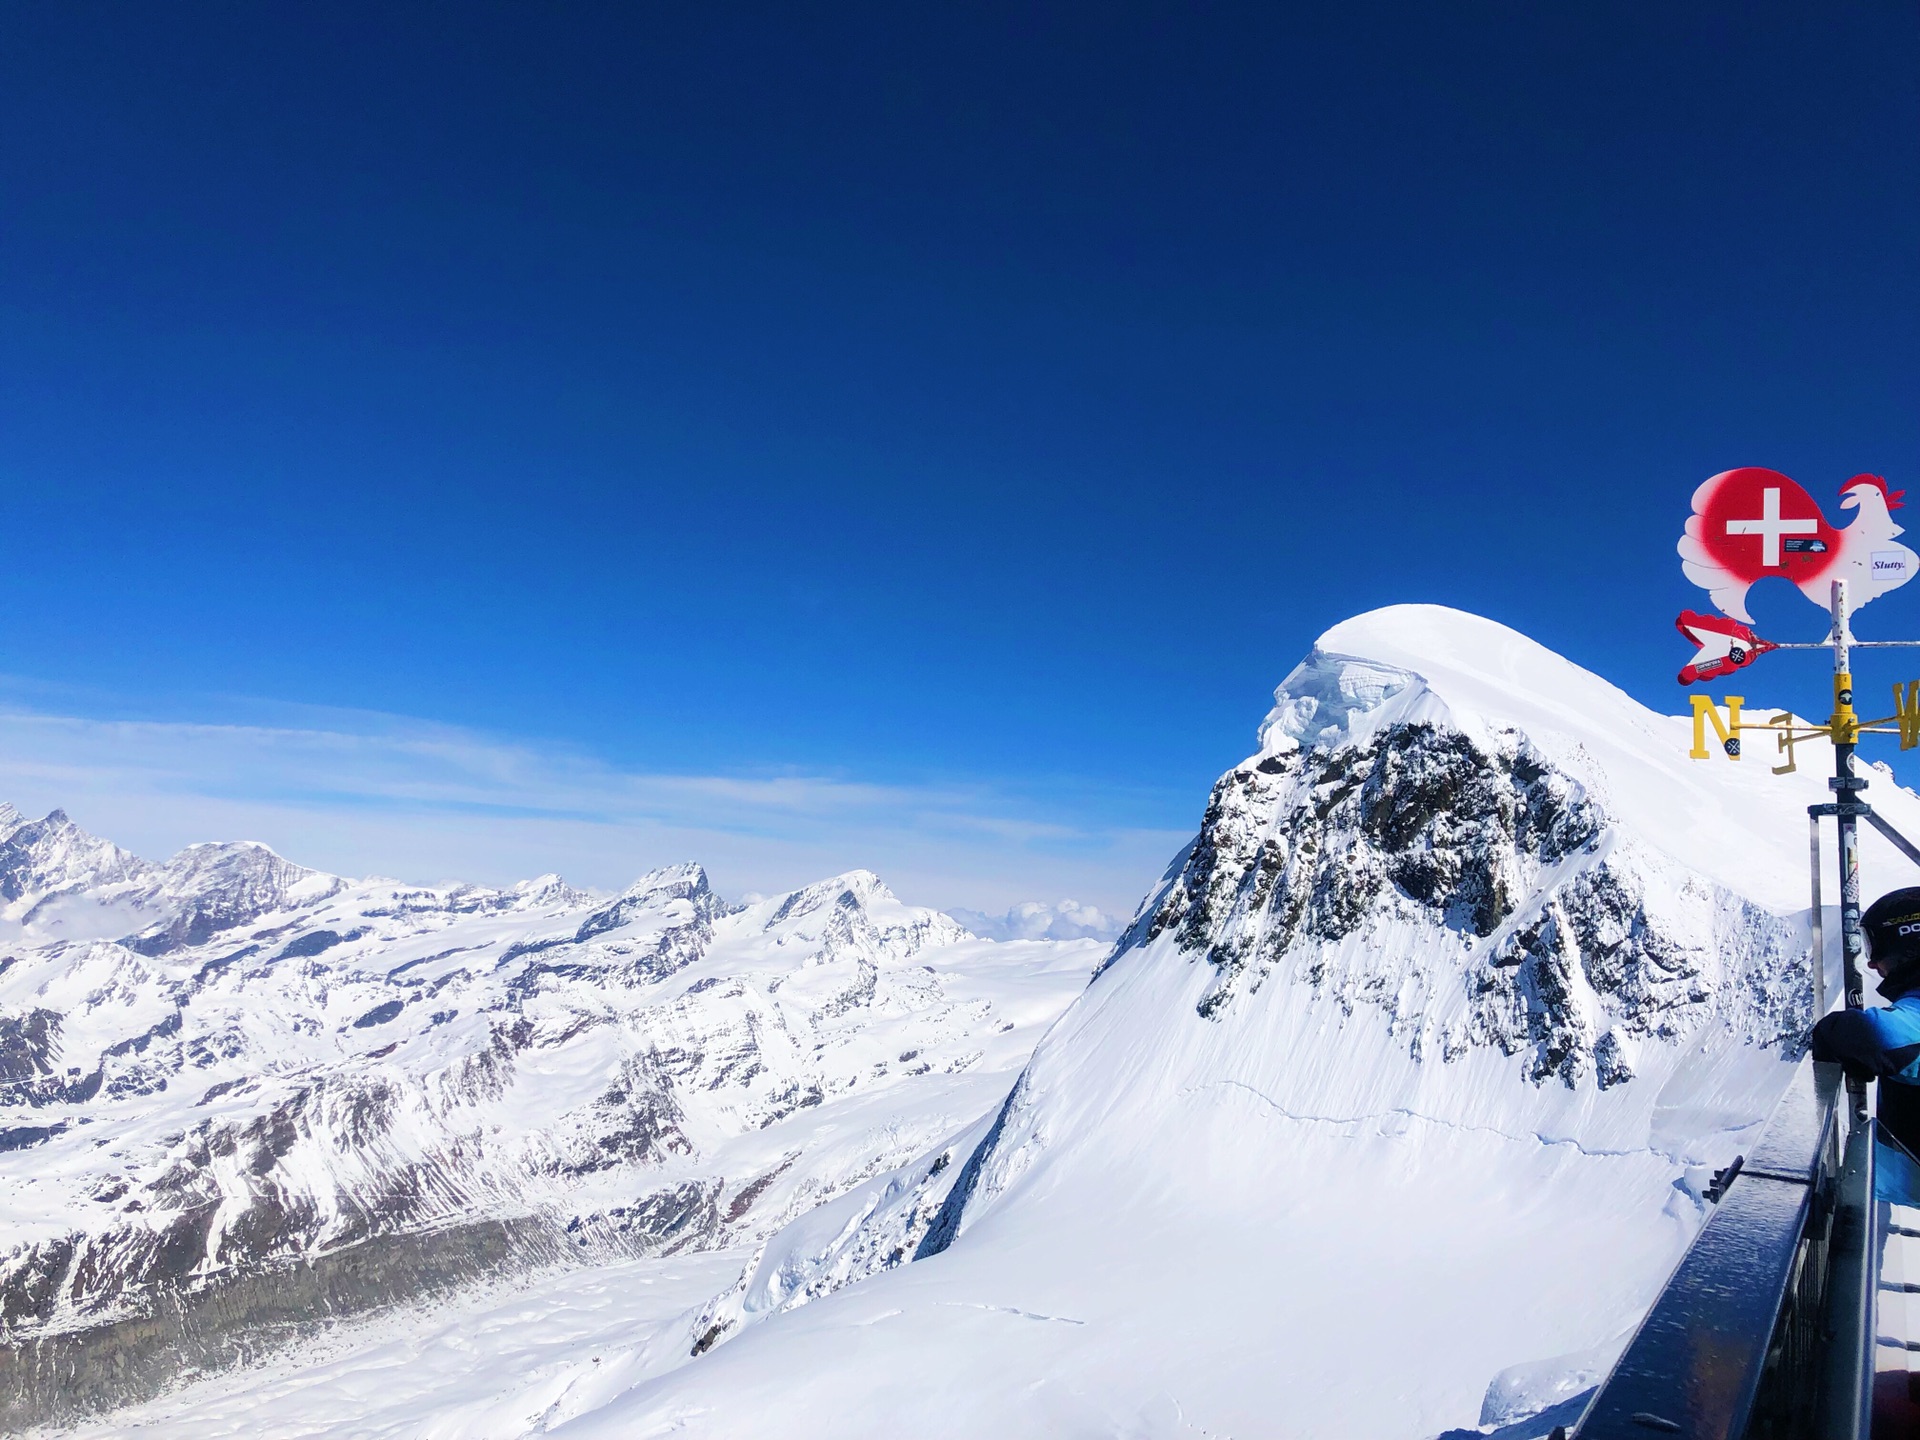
xmin=1863 ymin=887 xmax=1920 ymax=987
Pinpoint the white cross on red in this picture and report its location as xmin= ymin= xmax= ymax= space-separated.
xmin=1725 ymin=487 xmax=1818 ymax=567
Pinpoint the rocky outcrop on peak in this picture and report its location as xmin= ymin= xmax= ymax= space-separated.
xmin=1113 ymin=718 xmax=1812 ymax=1090
xmin=127 ymin=843 xmax=343 ymax=956
xmin=1139 ymin=725 xmax=1600 ymax=1000
xmin=1124 ymin=712 xmax=1808 ymax=1087
xmin=0 ymin=807 xmax=151 ymax=904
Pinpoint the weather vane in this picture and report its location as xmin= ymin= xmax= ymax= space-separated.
xmin=1674 ymin=465 xmax=1920 ymax=1056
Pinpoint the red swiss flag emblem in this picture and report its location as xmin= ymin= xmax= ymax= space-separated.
xmin=1694 ymin=467 xmax=1840 ymax=584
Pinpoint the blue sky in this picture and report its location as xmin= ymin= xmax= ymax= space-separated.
xmin=0 ymin=3 xmax=1915 ymax=911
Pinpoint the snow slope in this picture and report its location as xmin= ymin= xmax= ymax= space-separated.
xmin=544 ymin=605 xmax=1915 ymax=1440
xmin=0 ymin=808 xmax=1102 ymax=1429
xmin=31 ymin=1249 xmax=752 ymax=1440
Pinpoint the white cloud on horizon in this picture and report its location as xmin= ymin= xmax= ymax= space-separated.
xmin=945 ymin=898 xmax=1128 ymax=943
xmin=0 ymin=701 xmax=1189 ymax=917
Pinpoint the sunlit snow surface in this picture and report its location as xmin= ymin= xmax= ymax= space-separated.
xmin=14 ymin=919 xmax=1100 ymax=1437
xmin=38 ymin=1251 xmax=747 ymax=1440
xmin=547 ymin=605 xmax=1909 ymax=1439
xmin=18 ymin=604 xmax=1912 ymax=1439
xmin=0 ymin=810 xmax=1103 ymax=1432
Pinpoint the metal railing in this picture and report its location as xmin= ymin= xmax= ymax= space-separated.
xmin=1577 ymin=1059 xmax=1875 ymax=1440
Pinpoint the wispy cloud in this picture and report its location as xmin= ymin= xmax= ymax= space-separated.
xmin=946 ymin=898 xmax=1127 ymax=943
xmin=0 ymin=698 xmax=1190 ymax=915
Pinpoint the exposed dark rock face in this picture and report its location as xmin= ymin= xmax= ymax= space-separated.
xmin=565 ymin=1180 xmax=720 ymax=1252
xmin=0 ymin=1009 xmax=106 ymax=1109
xmin=351 ymin=999 xmax=406 ymax=1029
xmin=1141 ymin=724 xmax=1600 ymax=1008
xmin=567 ymin=1056 xmax=693 ymax=1174
xmin=0 ymin=1009 xmax=61 ymax=1087
xmin=0 ymin=1122 xmax=66 ymax=1152
xmin=915 ymin=1082 xmax=1021 ymax=1260
xmin=1119 ymin=713 xmax=1806 ymax=1087
xmin=276 ymin=928 xmax=356 ymax=960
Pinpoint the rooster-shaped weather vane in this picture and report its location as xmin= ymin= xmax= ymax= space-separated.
xmin=1675 ymin=464 xmax=1920 ymax=1031
xmin=1676 ymin=468 xmax=1916 ymax=682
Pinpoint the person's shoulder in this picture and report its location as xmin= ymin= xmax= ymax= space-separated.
xmin=1872 ymin=994 xmax=1920 ymax=1042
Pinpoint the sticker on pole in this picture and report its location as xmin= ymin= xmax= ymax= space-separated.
xmin=1678 ymin=467 xmax=1915 ymax=621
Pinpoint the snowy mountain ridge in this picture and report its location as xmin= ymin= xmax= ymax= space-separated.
xmin=551 ymin=605 xmax=1906 ymax=1440
xmin=1138 ymin=640 xmax=1808 ymax=1080
xmin=0 ymin=812 xmax=1104 ymax=1429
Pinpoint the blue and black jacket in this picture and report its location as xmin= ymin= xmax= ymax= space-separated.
xmin=1811 ymin=978 xmax=1920 ymax=1156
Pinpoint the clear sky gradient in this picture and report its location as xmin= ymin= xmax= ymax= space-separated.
xmin=0 ymin=3 xmax=1915 ymax=911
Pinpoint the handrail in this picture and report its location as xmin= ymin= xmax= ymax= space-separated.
xmin=1577 ymin=1060 xmax=1857 ymax=1440
xmin=1817 ymin=1115 xmax=1875 ymax=1440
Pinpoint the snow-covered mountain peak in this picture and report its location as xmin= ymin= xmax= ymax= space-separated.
xmin=1261 ymin=604 xmax=1655 ymax=763
xmin=1114 ymin=604 xmax=1841 ymax=1093
xmin=616 ymin=862 xmax=712 ymax=903
xmin=742 ymin=869 xmax=970 ymax=961
xmin=836 ymin=867 xmax=888 ymax=899
xmin=0 ymin=806 xmax=154 ymax=910
xmin=509 ymin=872 xmax=590 ymax=909
xmin=126 ymin=841 xmax=344 ymax=955
xmin=761 ymin=868 xmax=890 ymax=914
xmin=1256 ymin=604 xmax=1853 ymax=907
xmin=156 ymin=839 xmax=335 ymax=899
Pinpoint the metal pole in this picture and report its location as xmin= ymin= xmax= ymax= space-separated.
xmin=1839 ymin=775 xmax=1863 ymax=1010
xmin=1811 ymin=813 xmax=1827 ymax=1011
xmin=1831 ymin=580 xmax=1870 ymax=1119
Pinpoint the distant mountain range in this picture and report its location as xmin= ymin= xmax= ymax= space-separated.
xmin=0 ymin=807 xmax=1105 ymax=1429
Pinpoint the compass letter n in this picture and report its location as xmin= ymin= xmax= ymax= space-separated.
xmin=1690 ymin=695 xmax=1744 ymax=760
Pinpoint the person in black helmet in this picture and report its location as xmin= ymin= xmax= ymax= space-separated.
xmin=1810 ymin=885 xmax=1920 ymax=1157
